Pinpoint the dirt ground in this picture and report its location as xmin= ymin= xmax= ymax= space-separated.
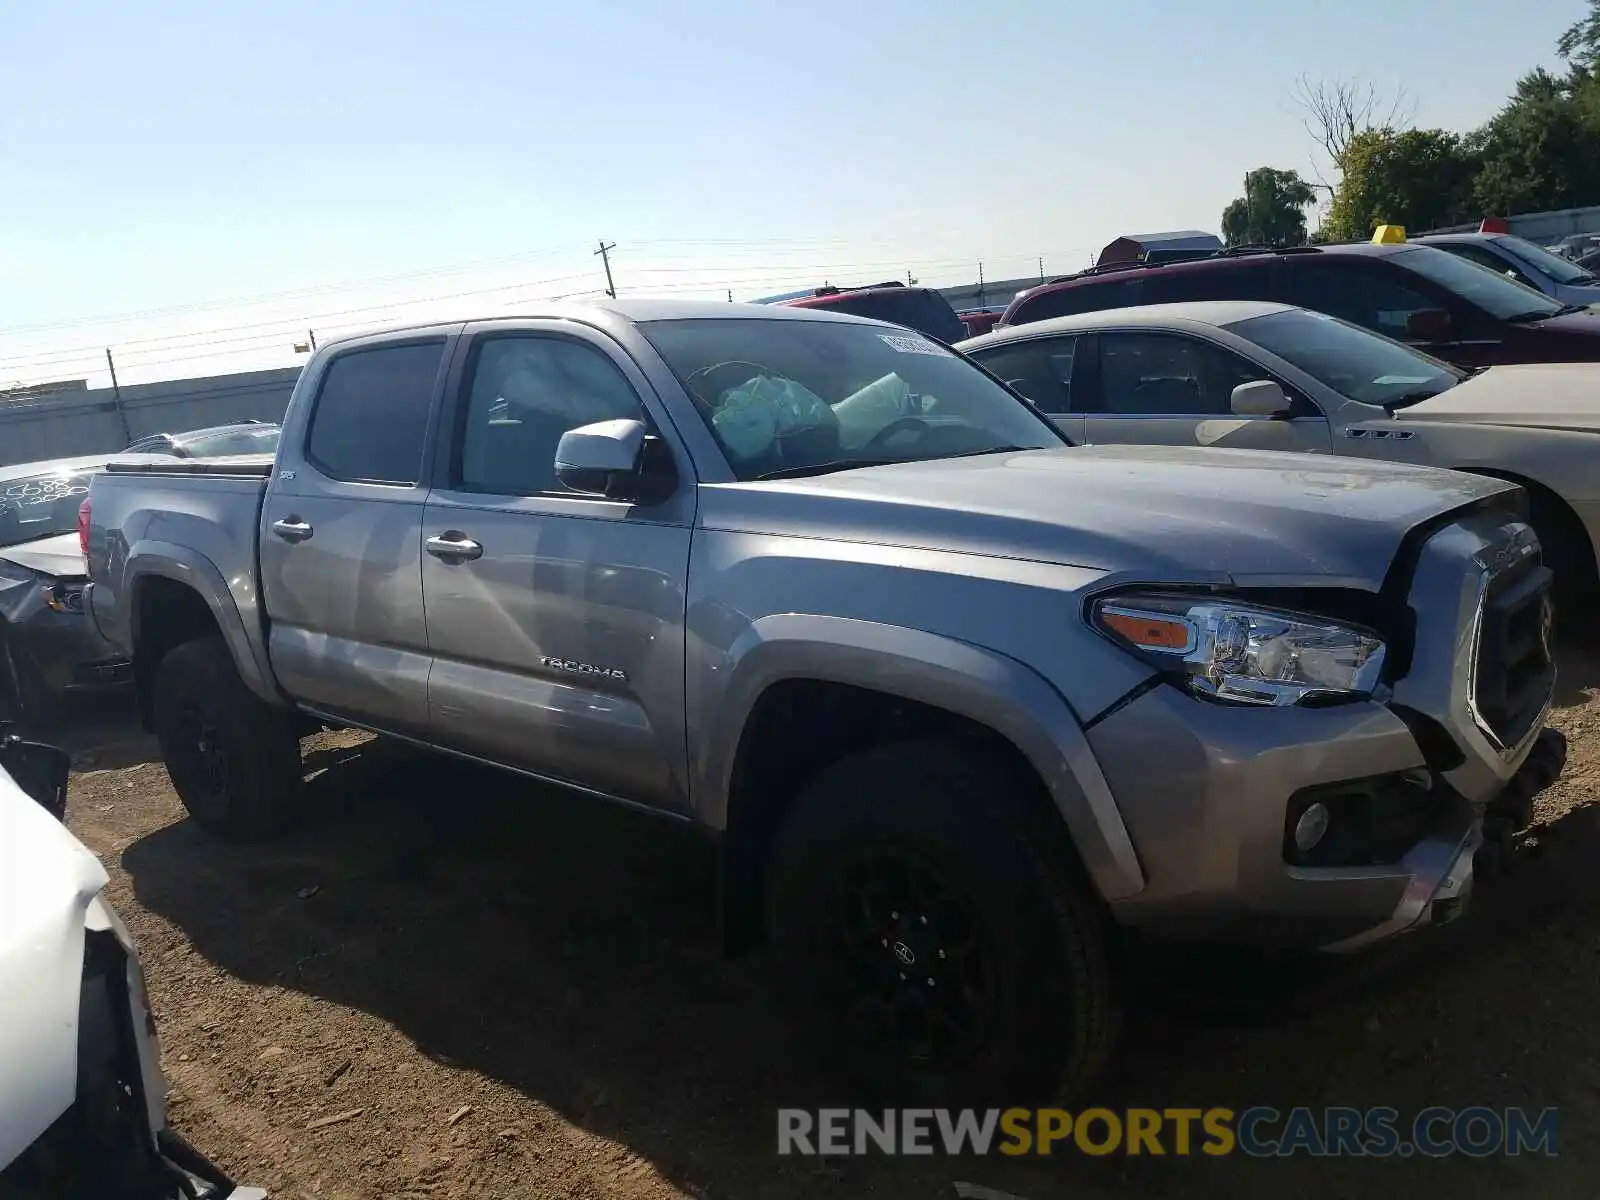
xmin=55 ymin=648 xmax=1600 ymax=1200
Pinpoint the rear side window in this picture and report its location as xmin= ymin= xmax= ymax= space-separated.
xmin=1141 ymin=261 xmax=1274 ymax=304
xmin=1012 ymin=278 xmax=1139 ymax=324
xmin=306 ymin=341 xmax=446 ymax=485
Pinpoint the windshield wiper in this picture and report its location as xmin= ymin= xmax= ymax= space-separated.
xmin=754 ymin=458 xmax=903 ymax=481
xmin=927 ymin=444 xmax=1038 ymax=460
xmin=1507 ymin=302 xmax=1587 ymax=322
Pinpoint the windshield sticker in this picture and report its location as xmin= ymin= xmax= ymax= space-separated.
xmin=1371 ymin=375 xmax=1436 ymax=385
xmin=878 ymin=333 xmax=946 ymax=356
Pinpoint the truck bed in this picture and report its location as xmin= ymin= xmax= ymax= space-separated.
xmin=85 ymin=458 xmax=275 ymax=698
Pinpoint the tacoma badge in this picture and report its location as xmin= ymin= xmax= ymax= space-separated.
xmin=539 ymin=656 xmax=629 ymax=683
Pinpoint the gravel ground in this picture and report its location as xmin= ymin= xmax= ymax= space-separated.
xmin=54 ymin=647 xmax=1600 ymax=1200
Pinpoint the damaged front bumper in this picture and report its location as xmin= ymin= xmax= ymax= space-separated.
xmin=1322 ymin=724 xmax=1566 ymax=951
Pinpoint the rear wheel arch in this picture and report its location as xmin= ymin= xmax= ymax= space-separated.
xmin=129 ymin=574 xmax=222 ymax=730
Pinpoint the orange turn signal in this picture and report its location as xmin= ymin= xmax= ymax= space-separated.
xmin=1099 ymin=608 xmax=1192 ymax=651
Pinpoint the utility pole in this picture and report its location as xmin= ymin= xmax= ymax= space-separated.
xmin=105 ymin=348 xmax=131 ymax=443
xmin=977 ymin=262 xmax=986 ymax=308
xmin=1038 ymin=256 xmax=1045 ymax=282
xmin=595 ymin=239 xmax=618 ymax=298
xmin=727 ymin=289 xmax=733 ymax=303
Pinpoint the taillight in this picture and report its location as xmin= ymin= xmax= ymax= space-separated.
xmin=78 ymin=495 xmax=91 ymax=558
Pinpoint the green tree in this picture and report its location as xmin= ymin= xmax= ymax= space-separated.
xmin=1471 ymin=68 xmax=1600 ymax=215
xmin=1557 ymin=0 xmax=1600 ymax=72
xmin=1323 ymin=128 xmax=1480 ymax=242
xmin=1220 ymin=168 xmax=1317 ymax=247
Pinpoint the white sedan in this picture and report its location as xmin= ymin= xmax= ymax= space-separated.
xmin=959 ymin=299 xmax=1600 ymax=607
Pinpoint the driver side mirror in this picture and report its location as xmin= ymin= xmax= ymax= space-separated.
xmin=1405 ymin=308 xmax=1453 ymax=341
xmin=1230 ymin=380 xmax=1292 ymax=418
xmin=0 ymin=730 xmax=70 ymax=822
xmin=555 ymin=419 xmax=652 ymax=500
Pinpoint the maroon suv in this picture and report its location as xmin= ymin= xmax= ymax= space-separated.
xmin=782 ymin=282 xmax=967 ymax=344
xmin=997 ymin=243 xmax=1600 ymax=369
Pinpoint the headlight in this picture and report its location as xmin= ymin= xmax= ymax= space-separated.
xmin=1092 ymin=593 xmax=1386 ymax=707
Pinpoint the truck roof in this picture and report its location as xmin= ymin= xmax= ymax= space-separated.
xmin=318 ymin=298 xmax=888 ymax=352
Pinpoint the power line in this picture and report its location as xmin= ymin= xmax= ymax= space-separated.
xmin=0 ymin=247 xmax=1093 ymax=386
xmin=0 ymin=269 xmax=600 ymax=373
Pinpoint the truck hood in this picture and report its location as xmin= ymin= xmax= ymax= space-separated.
xmin=1396 ymin=363 xmax=1600 ymax=432
xmin=703 ymin=445 xmax=1514 ymax=588
xmin=0 ymin=769 xmax=109 ymax=1168
xmin=0 ymin=532 xmax=88 ymax=579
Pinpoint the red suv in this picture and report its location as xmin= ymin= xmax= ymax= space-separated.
xmin=996 ymin=243 xmax=1600 ymax=369
xmin=782 ymin=282 xmax=967 ymax=344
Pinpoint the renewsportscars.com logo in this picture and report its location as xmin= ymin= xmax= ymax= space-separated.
xmin=777 ymin=1106 xmax=1559 ymax=1158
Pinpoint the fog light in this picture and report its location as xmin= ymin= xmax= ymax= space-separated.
xmin=1294 ymin=802 xmax=1331 ymax=853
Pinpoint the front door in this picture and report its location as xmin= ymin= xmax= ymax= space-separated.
xmin=419 ymin=323 xmax=695 ymax=813
xmin=259 ymin=334 xmax=454 ymax=734
xmin=1079 ymin=330 xmax=1333 ymax=453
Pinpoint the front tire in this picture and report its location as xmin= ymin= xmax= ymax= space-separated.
xmin=152 ymin=636 xmax=305 ymax=840
xmin=767 ymin=740 xmax=1121 ymax=1105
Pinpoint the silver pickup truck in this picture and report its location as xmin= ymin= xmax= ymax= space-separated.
xmin=83 ymin=299 xmax=1564 ymax=1101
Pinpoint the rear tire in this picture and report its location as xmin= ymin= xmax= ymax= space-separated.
xmin=152 ymin=636 xmax=305 ymax=840
xmin=767 ymin=739 xmax=1120 ymax=1105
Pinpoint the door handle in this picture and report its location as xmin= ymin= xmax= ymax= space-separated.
xmin=425 ymin=533 xmax=483 ymax=562
xmin=271 ymin=517 xmax=313 ymax=543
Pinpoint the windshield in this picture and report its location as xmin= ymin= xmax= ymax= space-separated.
xmin=179 ymin=425 xmax=281 ymax=457
xmin=639 ymin=317 xmax=1066 ymax=481
xmin=1390 ymin=246 xmax=1564 ymax=320
xmin=0 ymin=471 xmax=94 ymax=548
xmin=1229 ymin=308 xmax=1464 ymax=409
xmin=1493 ymin=235 xmax=1600 ymax=285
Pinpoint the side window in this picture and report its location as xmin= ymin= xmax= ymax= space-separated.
xmin=973 ymin=337 xmax=1079 ymax=414
xmin=1015 ymin=279 xmax=1136 ymax=323
xmin=457 ymin=336 xmax=646 ymax=496
xmin=1140 ymin=262 xmax=1275 ymax=305
xmin=1288 ymin=263 xmax=1434 ymax=340
xmin=1446 ymin=243 xmax=1538 ymax=290
xmin=1364 ymin=272 xmax=1438 ymax=341
xmin=1093 ymin=332 xmax=1270 ymax=416
xmin=306 ymin=341 xmax=445 ymax=485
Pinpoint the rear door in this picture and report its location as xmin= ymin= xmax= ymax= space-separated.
xmin=259 ymin=332 xmax=455 ymax=734
xmin=1079 ymin=329 xmax=1332 ymax=453
xmin=965 ymin=334 xmax=1089 ymax=441
xmin=419 ymin=321 xmax=696 ymax=813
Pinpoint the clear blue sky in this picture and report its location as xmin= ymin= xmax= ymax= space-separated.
xmin=0 ymin=0 xmax=1583 ymax=383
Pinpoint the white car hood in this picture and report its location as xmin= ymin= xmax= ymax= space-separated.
xmin=0 ymin=768 xmax=108 ymax=1168
xmin=1396 ymin=363 xmax=1600 ymax=432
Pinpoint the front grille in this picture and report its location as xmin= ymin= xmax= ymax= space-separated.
xmin=1473 ymin=553 xmax=1555 ymax=750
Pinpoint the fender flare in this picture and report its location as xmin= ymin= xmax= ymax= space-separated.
xmin=123 ymin=541 xmax=280 ymax=705
xmin=698 ymin=613 xmax=1146 ymax=902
